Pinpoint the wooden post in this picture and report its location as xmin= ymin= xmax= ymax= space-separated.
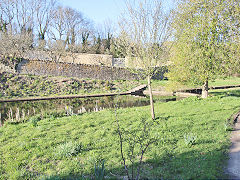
xmin=0 ymin=113 xmax=2 ymax=127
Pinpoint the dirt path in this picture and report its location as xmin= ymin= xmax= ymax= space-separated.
xmin=227 ymin=113 xmax=240 ymax=179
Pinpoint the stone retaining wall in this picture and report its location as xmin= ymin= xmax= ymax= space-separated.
xmin=1 ymin=54 xmax=166 ymax=80
xmin=17 ymin=59 xmax=139 ymax=80
xmin=24 ymin=51 xmax=114 ymax=66
xmin=61 ymin=53 xmax=113 ymax=66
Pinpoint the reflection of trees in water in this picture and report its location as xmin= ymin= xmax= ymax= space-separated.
xmin=0 ymin=96 xmax=150 ymax=123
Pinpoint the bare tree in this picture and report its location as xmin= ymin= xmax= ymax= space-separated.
xmin=49 ymin=6 xmax=66 ymax=41
xmin=47 ymin=5 xmax=68 ymax=62
xmin=49 ymin=6 xmax=88 ymax=51
xmin=0 ymin=31 xmax=33 ymax=70
xmin=0 ymin=0 xmax=15 ymax=33
xmin=64 ymin=7 xmax=84 ymax=46
xmin=0 ymin=0 xmax=98 ymax=62
xmin=15 ymin=0 xmax=35 ymax=34
xmin=119 ymin=0 xmax=173 ymax=120
xmin=35 ymin=0 xmax=56 ymax=46
xmin=47 ymin=39 xmax=65 ymax=62
xmin=0 ymin=0 xmax=33 ymax=64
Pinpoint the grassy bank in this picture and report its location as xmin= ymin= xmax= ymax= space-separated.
xmin=0 ymin=72 xmax=141 ymax=99
xmin=1 ymin=72 xmax=240 ymax=100
xmin=1 ymin=89 xmax=240 ymax=179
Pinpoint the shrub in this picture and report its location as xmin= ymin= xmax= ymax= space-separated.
xmin=55 ymin=141 xmax=83 ymax=158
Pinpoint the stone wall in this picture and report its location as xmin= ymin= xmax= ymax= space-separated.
xmin=61 ymin=53 xmax=113 ymax=66
xmin=17 ymin=59 xmax=139 ymax=80
xmin=24 ymin=51 xmax=114 ymax=66
xmin=1 ymin=54 xmax=166 ymax=80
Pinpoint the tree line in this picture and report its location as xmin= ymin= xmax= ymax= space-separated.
xmin=0 ymin=0 xmax=118 ymax=59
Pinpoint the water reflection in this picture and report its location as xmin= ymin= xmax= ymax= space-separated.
xmin=0 ymin=95 xmax=178 ymax=125
xmin=0 ymin=95 xmax=149 ymax=123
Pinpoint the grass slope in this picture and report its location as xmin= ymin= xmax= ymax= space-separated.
xmin=0 ymin=72 xmax=141 ymax=99
xmin=1 ymin=90 xmax=240 ymax=179
xmin=2 ymin=71 xmax=240 ymax=100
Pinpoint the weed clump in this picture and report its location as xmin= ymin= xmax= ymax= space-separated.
xmin=184 ymin=133 xmax=197 ymax=147
xmin=55 ymin=141 xmax=83 ymax=158
xmin=29 ymin=115 xmax=41 ymax=127
xmin=94 ymin=160 xmax=105 ymax=180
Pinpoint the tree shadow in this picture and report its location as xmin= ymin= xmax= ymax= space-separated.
xmin=38 ymin=143 xmax=234 ymax=180
xmin=210 ymin=89 xmax=240 ymax=98
xmin=43 ymin=174 xmax=84 ymax=180
xmin=108 ymin=146 xmax=232 ymax=179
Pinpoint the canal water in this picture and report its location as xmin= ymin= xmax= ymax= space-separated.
xmin=0 ymin=95 xmax=177 ymax=124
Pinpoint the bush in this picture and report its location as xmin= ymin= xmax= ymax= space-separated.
xmin=54 ymin=141 xmax=83 ymax=158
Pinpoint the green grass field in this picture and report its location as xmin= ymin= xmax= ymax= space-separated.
xmin=1 ymin=88 xmax=240 ymax=179
xmin=209 ymin=77 xmax=240 ymax=87
xmin=157 ymin=76 xmax=240 ymax=92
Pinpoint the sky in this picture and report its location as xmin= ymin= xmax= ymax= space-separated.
xmin=60 ymin=0 xmax=125 ymax=26
xmin=59 ymin=0 xmax=176 ymax=27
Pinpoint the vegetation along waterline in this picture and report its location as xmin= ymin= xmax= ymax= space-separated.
xmin=0 ymin=89 xmax=240 ymax=179
xmin=0 ymin=95 xmax=153 ymax=124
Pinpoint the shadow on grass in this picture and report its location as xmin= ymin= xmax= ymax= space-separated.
xmin=39 ymin=144 xmax=231 ymax=180
xmin=112 ymin=146 xmax=231 ymax=179
xmin=210 ymin=89 xmax=240 ymax=98
xmin=44 ymin=174 xmax=84 ymax=180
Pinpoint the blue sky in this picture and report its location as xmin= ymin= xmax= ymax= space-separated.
xmin=59 ymin=0 xmax=175 ymax=27
xmin=60 ymin=0 xmax=125 ymax=26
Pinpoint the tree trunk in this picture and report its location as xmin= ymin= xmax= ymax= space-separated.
xmin=202 ymin=79 xmax=209 ymax=98
xmin=147 ymin=75 xmax=155 ymax=120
